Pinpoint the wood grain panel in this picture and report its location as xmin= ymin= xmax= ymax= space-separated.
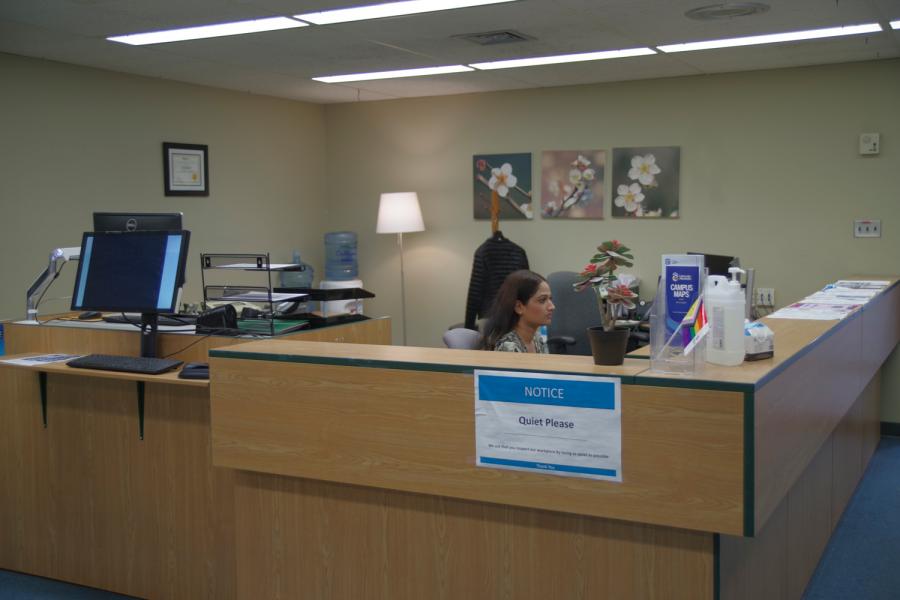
xmin=787 ymin=435 xmax=834 ymax=599
xmin=0 ymin=353 xmax=208 ymax=387
xmin=4 ymin=316 xmax=391 ymax=362
xmin=860 ymin=283 xmax=900 ymax=383
xmin=233 ymin=471 xmax=715 ymax=600
xmin=211 ymin=358 xmax=745 ymax=534
xmin=714 ymin=494 xmax=789 ymax=600
xmin=754 ymin=315 xmax=863 ymax=532
xmin=831 ymin=389 xmax=863 ymax=529
xmin=860 ymin=372 xmax=881 ymax=469
xmin=638 ymin=318 xmax=834 ymax=386
xmin=0 ymin=373 xmax=236 ymax=598
xmin=209 ymin=338 xmax=648 ymax=377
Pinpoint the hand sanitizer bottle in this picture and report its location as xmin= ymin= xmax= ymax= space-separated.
xmin=706 ymin=267 xmax=746 ymax=366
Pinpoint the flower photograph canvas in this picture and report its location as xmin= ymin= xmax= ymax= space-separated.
xmin=473 ymin=153 xmax=533 ymax=220
xmin=540 ymin=150 xmax=605 ymax=219
xmin=611 ymin=146 xmax=680 ymax=218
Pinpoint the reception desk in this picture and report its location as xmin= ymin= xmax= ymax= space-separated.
xmin=0 ymin=317 xmax=390 ymax=600
xmin=1 ymin=276 xmax=897 ymax=599
xmin=207 ymin=278 xmax=898 ymax=600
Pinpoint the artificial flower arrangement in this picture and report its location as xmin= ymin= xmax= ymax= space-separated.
xmin=574 ymin=240 xmax=638 ymax=331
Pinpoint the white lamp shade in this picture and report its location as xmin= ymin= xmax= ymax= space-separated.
xmin=376 ymin=192 xmax=425 ymax=234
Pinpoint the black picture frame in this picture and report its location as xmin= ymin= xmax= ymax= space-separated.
xmin=163 ymin=142 xmax=209 ymax=197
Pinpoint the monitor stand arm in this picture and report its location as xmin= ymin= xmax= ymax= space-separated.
xmin=25 ymin=247 xmax=81 ymax=323
xmin=140 ymin=313 xmax=159 ymax=358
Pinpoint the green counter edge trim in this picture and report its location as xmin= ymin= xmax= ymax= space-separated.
xmin=713 ymin=533 xmax=720 ymax=600
xmin=744 ymin=390 xmax=755 ymax=537
xmin=208 ymin=349 xmax=639 ymax=383
xmin=631 ymin=375 xmax=754 ymax=394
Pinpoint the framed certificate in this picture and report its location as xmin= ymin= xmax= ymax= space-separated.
xmin=163 ymin=142 xmax=209 ymax=196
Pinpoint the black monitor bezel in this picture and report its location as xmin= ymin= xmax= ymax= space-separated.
xmin=92 ymin=212 xmax=183 ymax=232
xmin=70 ymin=230 xmax=191 ymax=314
xmin=687 ymin=252 xmax=736 ymax=277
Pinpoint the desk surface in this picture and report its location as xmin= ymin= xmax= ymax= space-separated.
xmin=0 ymin=352 xmax=209 ymax=387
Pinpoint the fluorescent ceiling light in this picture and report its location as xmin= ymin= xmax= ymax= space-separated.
xmin=470 ymin=47 xmax=656 ymax=70
xmin=107 ymin=17 xmax=306 ymax=46
xmin=658 ymin=23 xmax=882 ymax=53
xmin=891 ymin=20 xmax=900 ymax=30
xmin=296 ymin=0 xmax=516 ymax=25
xmin=313 ymin=65 xmax=473 ymax=83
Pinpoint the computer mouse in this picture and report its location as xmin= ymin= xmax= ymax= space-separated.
xmin=78 ymin=311 xmax=102 ymax=320
xmin=178 ymin=362 xmax=209 ymax=380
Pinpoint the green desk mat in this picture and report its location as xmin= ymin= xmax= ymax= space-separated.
xmin=236 ymin=319 xmax=308 ymax=335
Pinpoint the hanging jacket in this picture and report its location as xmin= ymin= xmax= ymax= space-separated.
xmin=464 ymin=233 xmax=529 ymax=330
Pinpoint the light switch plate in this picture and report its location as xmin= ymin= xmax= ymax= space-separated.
xmin=854 ymin=219 xmax=881 ymax=238
xmin=859 ymin=133 xmax=880 ymax=155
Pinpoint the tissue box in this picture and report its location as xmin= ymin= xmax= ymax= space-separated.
xmin=744 ymin=321 xmax=774 ymax=361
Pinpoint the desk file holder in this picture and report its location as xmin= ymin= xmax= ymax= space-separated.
xmin=274 ymin=287 xmax=375 ymax=327
xmin=200 ymin=253 xmax=309 ymax=337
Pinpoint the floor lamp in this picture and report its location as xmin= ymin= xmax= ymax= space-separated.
xmin=377 ymin=192 xmax=425 ymax=346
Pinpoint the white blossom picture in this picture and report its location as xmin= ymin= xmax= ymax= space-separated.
xmin=611 ymin=146 xmax=680 ymax=218
xmin=540 ymin=150 xmax=605 ymax=219
xmin=473 ymin=153 xmax=533 ymax=220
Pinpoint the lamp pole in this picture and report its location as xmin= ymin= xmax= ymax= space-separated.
xmin=398 ymin=231 xmax=408 ymax=346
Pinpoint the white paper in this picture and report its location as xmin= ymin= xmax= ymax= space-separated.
xmin=217 ymin=291 xmax=308 ymax=302
xmin=474 ymin=370 xmax=621 ymax=482
xmin=216 ymin=263 xmax=299 ymax=271
xmin=833 ymin=280 xmax=890 ymax=290
xmin=768 ymin=301 xmax=861 ymax=320
xmin=1 ymin=354 xmax=81 ymax=366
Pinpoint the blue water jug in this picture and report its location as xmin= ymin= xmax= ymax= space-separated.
xmin=280 ymin=250 xmax=314 ymax=288
xmin=324 ymin=231 xmax=358 ymax=280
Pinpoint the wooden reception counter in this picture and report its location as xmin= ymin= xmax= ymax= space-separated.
xmin=206 ymin=278 xmax=898 ymax=600
xmin=0 ymin=316 xmax=390 ymax=600
xmin=0 ymin=276 xmax=897 ymax=599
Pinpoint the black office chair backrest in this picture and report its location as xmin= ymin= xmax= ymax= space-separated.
xmin=546 ymin=271 xmax=603 ymax=355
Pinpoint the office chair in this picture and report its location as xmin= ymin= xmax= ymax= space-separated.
xmin=545 ymin=271 xmax=603 ymax=355
xmin=443 ymin=327 xmax=482 ymax=350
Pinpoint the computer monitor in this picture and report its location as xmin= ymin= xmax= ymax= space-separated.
xmin=687 ymin=252 xmax=738 ymax=277
xmin=71 ymin=230 xmax=190 ymax=356
xmin=93 ymin=212 xmax=183 ymax=232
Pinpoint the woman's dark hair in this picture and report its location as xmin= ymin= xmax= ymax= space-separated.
xmin=482 ymin=270 xmax=547 ymax=350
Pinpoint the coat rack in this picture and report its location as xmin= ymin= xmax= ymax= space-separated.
xmin=490 ymin=189 xmax=500 ymax=234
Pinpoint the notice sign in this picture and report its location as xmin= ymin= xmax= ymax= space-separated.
xmin=474 ymin=370 xmax=622 ymax=482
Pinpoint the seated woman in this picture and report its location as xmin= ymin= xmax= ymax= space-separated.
xmin=482 ymin=270 xmax=555 ymax=353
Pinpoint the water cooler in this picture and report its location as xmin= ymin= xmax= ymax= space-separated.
xmin=320 ymin=231 xmax=363 ymax=315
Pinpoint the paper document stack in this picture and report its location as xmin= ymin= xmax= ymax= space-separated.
xmin=768 ymin=280 xmax=889 ymax=320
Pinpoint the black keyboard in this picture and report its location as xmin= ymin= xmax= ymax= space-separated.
xmin=103 ymin=314 xmax=197 ymax=326
xmin=67 ymin=354 xmax=183 ymax=375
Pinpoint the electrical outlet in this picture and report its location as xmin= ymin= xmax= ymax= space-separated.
xmin=755 ymin=288 xmax=775 ymax=307
xmin=854 ymin=219 xmax=881 ymax=238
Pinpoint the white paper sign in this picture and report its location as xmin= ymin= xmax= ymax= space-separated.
xmin=474 ymin=370 xmax=622 ymax=482
xmin=0 ymin=354 xmax=81 ymax=366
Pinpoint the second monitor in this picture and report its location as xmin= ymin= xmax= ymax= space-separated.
xmin=93 ymin=212 xmax=183 ymax=232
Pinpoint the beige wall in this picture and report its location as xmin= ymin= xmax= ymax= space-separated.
xmin=0 ymin=53 xmax=327 ymax=319
xmin=2 ymin=53 xmax=899 ymax=419
xmin=322 ymin=59 xmax=900 ymax=417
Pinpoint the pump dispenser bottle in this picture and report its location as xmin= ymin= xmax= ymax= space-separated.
xmin=706 ymin=267 xmax=746 ymax=366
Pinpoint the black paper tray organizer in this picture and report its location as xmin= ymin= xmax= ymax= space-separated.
xmin=274 ymin=287 xmax=376 ymax=327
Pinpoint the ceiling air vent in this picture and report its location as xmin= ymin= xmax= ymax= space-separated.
xmin=455 ymin=30 xmax=534 ymax=46
xmin=685 ymin=2 xmax=770 ymax=20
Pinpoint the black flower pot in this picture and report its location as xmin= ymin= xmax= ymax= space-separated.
xmin=587 ymin=326 xmax=630 ymax=366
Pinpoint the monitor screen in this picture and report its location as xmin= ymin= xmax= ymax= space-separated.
xmin=687 ymin=252 xmax=738 ymax=277
xmin=71 ymin=230 xmax=190 ymax=314
xmin=93 ymin=212 xmax=183 ymax=232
